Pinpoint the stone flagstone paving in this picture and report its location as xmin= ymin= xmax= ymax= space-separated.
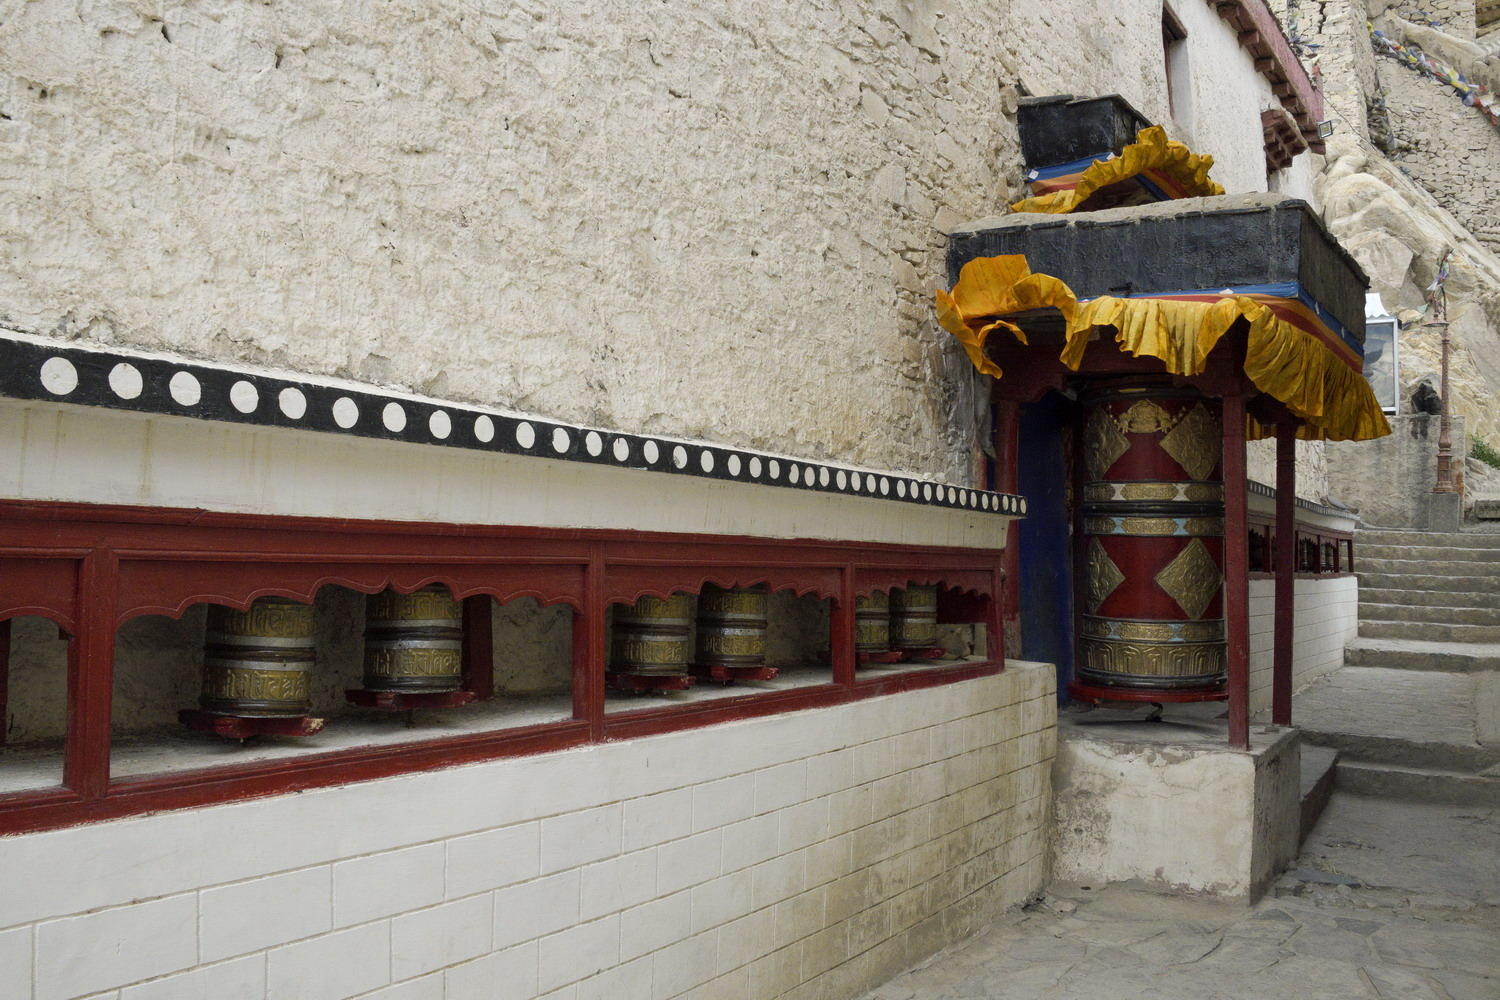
xmin=861 ymin=793 xmax=1499 ymax=999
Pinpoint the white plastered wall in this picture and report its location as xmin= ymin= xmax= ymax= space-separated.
xmin=1248 ymin=575 xmax=1360 ymax=715
xmin=0 ymin=664 xmax=1056 ymax=1000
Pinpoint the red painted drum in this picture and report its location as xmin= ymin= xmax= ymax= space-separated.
xmin=1077 ymin=384 xmax=1226 ymax=694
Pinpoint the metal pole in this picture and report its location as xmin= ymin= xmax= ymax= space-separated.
xmin=1432 ymin=316 xmax=1457 ymax=493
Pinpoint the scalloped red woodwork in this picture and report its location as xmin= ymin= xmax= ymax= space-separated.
xmin=0 ymin=499 xmax=1005 ymax=836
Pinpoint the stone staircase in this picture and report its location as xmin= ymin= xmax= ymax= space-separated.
xmin=1297 ymin=528 xmax=1500 ymax=809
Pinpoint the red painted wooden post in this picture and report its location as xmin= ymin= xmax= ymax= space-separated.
xmin=994 ymin=399 xmax=1022 ymax=660
xmin=0 ymin=617 xmax=10 ymax=746
xmin=66 ymin=550 xmax=117 ymax=797
xmin=1223 ymin=397 xmax=1251 ymax=750
xmin=578 ymin=544 xmax=606 ymax=739
xmin=831 ymin=565 xmax=856 ymax=687
xmin=1272 ymin=419 xmax=1296 ymax=727
xmin=461 ymin=595 xmax=494 ymax=702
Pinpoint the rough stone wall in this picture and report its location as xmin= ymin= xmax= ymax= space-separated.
xmin=0 ymin=0 xmax=1033 ymax=486
xmin=1374 ymin=48 xmax=1500 ymax=254
xmin=1247 ymin=438 xmax=1333 ymax=504
xmin=1275 ymin=0 xmax=1500 ymax=491
xmin=1377 ymin=0 xmax=1479 ymax=39
xmin=0 ymin=1 xmax=1313 ymax=489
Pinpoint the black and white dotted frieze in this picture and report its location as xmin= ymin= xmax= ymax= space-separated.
xmin=2 ymin=336 xmax=1028 ymax=518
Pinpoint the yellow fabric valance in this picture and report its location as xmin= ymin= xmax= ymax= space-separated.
xmin=936 ymin=255 xmax=1391 ymax=442
xmin=1011 ymin=126 xmax=1225 ymax=214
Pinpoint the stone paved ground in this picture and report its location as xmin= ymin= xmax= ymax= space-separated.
xmin=861 ymin=793 xmax=1500 ymax=999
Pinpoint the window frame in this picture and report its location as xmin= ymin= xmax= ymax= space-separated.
xmin=0 ymin=499 xmax=1004 ymax=835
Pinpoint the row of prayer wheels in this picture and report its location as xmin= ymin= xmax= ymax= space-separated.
xmin=199 ymin=586 xmax=463 ymax=719
xmin=609 ymin=583 xmax=939 ymax=677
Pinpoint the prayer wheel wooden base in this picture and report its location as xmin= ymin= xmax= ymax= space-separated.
xmin=1072 ymin=382 xmax=1229 ymax=700
xmin=607 ymin=671 xmax=696 ymax=694
xmin=345 ymin=689 xmax=480 ymax=711
xmin=689 ymin=662 xmax=780 ymax=685
xmin=178 ymin=709 xmax=326 ymax=740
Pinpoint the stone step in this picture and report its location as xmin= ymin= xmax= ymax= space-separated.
xmin=1301 ymin=728 xmax=1500 ymax=772
xmin=1358 ymin=530 xmax=1500 ymax=548
xmin=1358 ymin=602 xmax=1500 ymax=626
xmin=1299 ymin=744 xmax=1339 ymax=842
xmin=1355 ymin=556 xmax=1500 ymax=578
xmin=1344 ymin=636 xmax=1500 ymax=672
xmin=1357 ymin=572 xmax=1500 ymax=594
xmin=1358 ymin=543 xmax=1500 ymax=564
xmin=1360 ymin=586 xmax=1500 ymax=608
xmin=1334 ymin=761 xmax=1500 ymax=806
xmin=1359 ymin=619 xmax=1500 ymax=642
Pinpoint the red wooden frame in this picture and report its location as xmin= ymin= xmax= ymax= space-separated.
xmin=0 ymin=499 xmax=1004 ymax=836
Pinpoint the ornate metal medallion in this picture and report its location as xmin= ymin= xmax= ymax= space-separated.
xmin=1153 ymin=538 xmax=1221 ymax=619
xmin=1086 ymin=538 xmax=1127 ymax=614
xmin=1085 ymin=406 xmax=1131 ymax=482
xmin=1159 ymin=402 xmax=1220 ymax=481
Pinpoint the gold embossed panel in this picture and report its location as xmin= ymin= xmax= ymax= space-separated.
xmin=1085 ymin=539 xmax=1127 ymax=614
xmin=1085 ymin=406 xmax=1132 ymax=482
xmin=1154 ymin=538 xmax=1222 ymax=619
xmin=1159 ymin=402 xmax=1221 ymax=481
xmin=1077 ymin=636 xmax=1226 ymax=688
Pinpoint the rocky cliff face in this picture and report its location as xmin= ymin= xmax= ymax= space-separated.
xmin=1276 ymin=0 xmax=1500 ymax=461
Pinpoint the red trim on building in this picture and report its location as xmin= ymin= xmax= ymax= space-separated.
xmin=1209 ymin=0 xmax=1327 ymax=152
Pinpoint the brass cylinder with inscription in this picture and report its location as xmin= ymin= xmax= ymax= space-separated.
xmin=890 ymin=584 xmax=938 ymax=650
xmin=855 ymin=591 xmax=891 ymax=655
xmin=612 ymin=593 xmax=694 ymax=675
xmin=695 ymin=585 xmax=768 ymax=669
xmin=200 ymin=597 xmax=316 ymax=717
xmin=363 ymin=586 xmax=464 ymax=693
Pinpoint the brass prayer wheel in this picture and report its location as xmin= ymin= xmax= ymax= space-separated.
xmin=855 ymin=592 xmax=891 ymax=654
xmin=612 ymin=593 xmax=694 ymax=675
xmin=200 ymin=597 xmax=316 ymax=717
xmin=1077 ymin=384 xmax=1226 ymax=692
xmin=890 ymin=584 xmax=938 ymax=650
xmin=363 ymin=586 xmax=464 ymax=693
xmin=695 ymin=585 xmax=768 ymax=668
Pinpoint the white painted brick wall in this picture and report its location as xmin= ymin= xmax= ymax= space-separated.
xmin=1249 ymin=576 xmax=1360 ymax=714
xmin=0 ymin=664 xmax=1055 ymax=1000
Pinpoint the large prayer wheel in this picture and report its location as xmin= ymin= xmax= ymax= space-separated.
xmin=612 ymin=594 xmax=694 ymax=676
xmin=201 ymin=597 xmax=317 ymax=717
xmin=695 ymin=585 xmax=768 ymax=669
xmin=363 ymin=586 xmax=464 ymax=693
xmin=1077 ymin=384 xmax=1226 ymax=693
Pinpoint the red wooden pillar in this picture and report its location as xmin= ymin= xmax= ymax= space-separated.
xmin=832 ymin=565 xmax=856 ymax=687
xmin=994 ymin=398 xmax=1022 ymax=660
xmin=1272 ymin=420 xmax=1297 ymax=726
xmin=0 ymin=617 xmax=9 ymax=746
xmin=1222 ymin=397 xmax=1250 ymax=749
xmin=460 ymin=595 xmax=494 ymax=701
xmin=66 ymin=550 xmax=117 ymax=798
xmin=578 ymin=545 xmax=606 ymax=739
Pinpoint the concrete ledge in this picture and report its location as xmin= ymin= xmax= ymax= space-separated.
xmin=1052 ymin=710 xmax=1300 ymax=902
